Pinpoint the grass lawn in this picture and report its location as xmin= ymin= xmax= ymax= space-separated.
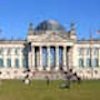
xmin=0 ymin=80 xmax=100 ymax=100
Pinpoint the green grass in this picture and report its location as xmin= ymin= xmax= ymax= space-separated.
xmin=0 ymin=80 xmax=100 ymax=100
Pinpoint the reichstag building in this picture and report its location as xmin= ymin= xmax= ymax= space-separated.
xmin=0 ymin=20 xmax=100 ymax=79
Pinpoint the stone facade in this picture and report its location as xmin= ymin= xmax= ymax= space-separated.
xmin=0 ymin=20 xmax=100 ymax=79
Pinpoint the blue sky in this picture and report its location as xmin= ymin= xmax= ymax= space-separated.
xmin=0 ymin=0 xmax=100 ymax=39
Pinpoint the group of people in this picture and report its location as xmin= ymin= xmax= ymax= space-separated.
xmin=60 ymin=69 xmax=81 ymax=89
xmin=23 ymin=68 xmax=81 ymax=89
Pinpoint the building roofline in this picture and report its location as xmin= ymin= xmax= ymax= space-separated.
xmin=0 ymin=39 xmax=26 ymax=44
xmin=77 ymin=39 xmax=100 ymax=44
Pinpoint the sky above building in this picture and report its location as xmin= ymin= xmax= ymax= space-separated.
xmin=0 ymin=0 xmax=100 ymax=40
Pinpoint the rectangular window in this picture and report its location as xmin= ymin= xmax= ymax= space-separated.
xmin=0 ymin=58 xmax=4 ymax=67
xmin=93 ymin=58 xmax=99 ymax=67
xmin=86 ymin=48 xmax=91 ymax=55
xmin=93 ymin=48 xmax=98 ymax=55
xmin=7 ymin=48 xmax=11 ymax=55
xmin=22 ymin=49 xmax=27 ymax=55
xmin=86 ymin=58 xmax=91 ymax=67
xmin=15 ymin=48 xmax=18 ymax=55
xmin=78 ymin=48 xmax=84 ymax=56
xmin=0 ymin=48 xmax=3 ymax=55
xmin=79 ymin=58 xmax=84 ymax=67
xmin=23 ymin=58 xmax=28 ymax=68
xmin=7 ymin=58 xmax=11 ymax=67
xmin=15 ymin=58 xmax=19 ymax=68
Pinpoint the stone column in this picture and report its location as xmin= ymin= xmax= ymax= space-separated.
xmin=4 ymin=53 xmax=7 ymax=68
xmin=67 ymin=47 xmax=71 ymax=71
xmin=63 ymin=46 xmax=67 ymax=71
xmin=32 ymin=46 xmax=35 ymax=70
xmin=10 ymin=49 xmax=14 ymax=68
xmin=28 ymin=52 xmax=32 ymax=69
xmin=55 ymin=46 xmax=59 ymax=71
xmin=19 ymin=55 xmax=23 ymax=69
xmin=39 ymin=46 xmax=43 ymax=71
xmin=47 ymin=46 xmax=51 ymax=71
xmin=11 ymin=54 xmax=15 ymax=68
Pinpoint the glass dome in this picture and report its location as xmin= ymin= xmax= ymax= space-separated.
xmin=35 ymin=20 xmax=65 ymax=31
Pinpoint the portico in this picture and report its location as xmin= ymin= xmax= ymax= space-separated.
xmin=27 ymin=20 xmax=75 ymax=72
xmin=29 ymin=44 xmax=73 ymax=71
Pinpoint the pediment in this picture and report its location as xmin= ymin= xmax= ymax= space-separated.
xmin=41 ymin=32 xmax=67 ymax=42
